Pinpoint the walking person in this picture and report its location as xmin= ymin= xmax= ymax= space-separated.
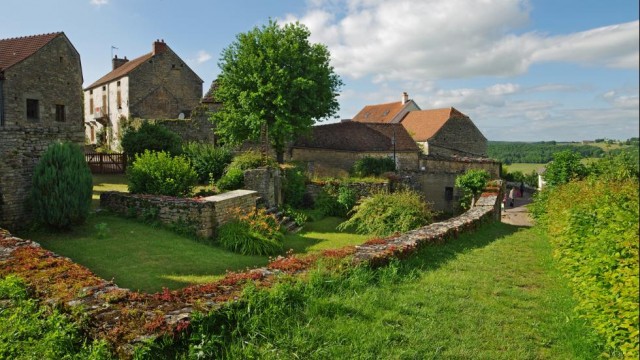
xmin=520 ymin=181 xmax=525 ymax=198
xmin=508 ymin=187 xmax=515 ymax=207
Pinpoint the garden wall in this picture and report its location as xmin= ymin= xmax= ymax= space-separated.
xmin=99 ymin=190 xmax=258 ymax=238
xmin=1 ymin=188 xmax=501 ymax=358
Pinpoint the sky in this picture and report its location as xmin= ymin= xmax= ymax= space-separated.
xmin=1 ymin=0 xmax=638 ymax=141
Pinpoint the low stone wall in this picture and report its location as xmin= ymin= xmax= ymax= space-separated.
xmin=1 ymin=189 xmax=500 ymax=358
xmin=244 ymin=167 xmax=282 ymax=208
xmin=99 ymin=190 xmax=258 ymax=238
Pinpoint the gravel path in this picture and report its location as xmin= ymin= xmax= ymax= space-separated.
xmin=501 ymin=191 xmax=534 ymax=227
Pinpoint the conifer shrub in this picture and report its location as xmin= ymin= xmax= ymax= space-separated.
xmin=182 ymin=142 xmax=233 ymax=183
xmin=338 ymin=190 xmax=433 ymax=236
xmin=30 ymin=141 xmax=92 ymax=229
xmin=216 ymin=208 xmax=283 ymax=255
xmin=352 ymin=156 xmax=396 ymax=177
xmin=127 ymin=150 xmax=197 ymax=197
xmin=121 ymin=122 xmax=182 ymax=160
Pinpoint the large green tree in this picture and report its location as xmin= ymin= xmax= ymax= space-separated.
xmin=212 ymin=20 xmax=343 ymax=162
xmin=544 ymin=150 xmax=586 ymax=187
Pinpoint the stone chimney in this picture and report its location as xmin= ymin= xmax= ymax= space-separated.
xmin=401 ymin=92 xmax=409 ymax=105
xmin=153 ymin=39 xmax=167 ymax=55
xmin=112 ymin=55 xmax=129 ymax=70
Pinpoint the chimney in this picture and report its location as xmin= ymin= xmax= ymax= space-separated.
xmin=153 ymin=39 xmax=167 ymax=55
xmin=401 ymin=92 xmax=409 ymax=105
xmin=112 ymin=55 xmax=129 ymax=70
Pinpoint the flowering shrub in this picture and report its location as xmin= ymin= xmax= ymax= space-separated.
xmin=217 ymin=208 xmax=284 ymax=255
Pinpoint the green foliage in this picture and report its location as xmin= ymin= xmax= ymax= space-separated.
xmin=315 ymin=184 xmax=357 ymax=218
xmin=121 ymin=122 xmax=182 ymax=160
xmin=31 ymin=141 xmax=92 ymax=229
xmin=212 ymin=19 xmax=343 ymax=161
xmin=588 ymin=151 xmax=639 ymax=182
xmin=216 ymin=167 xmax=245 ymax=191
xmin=543 ymin=150 xmax=586 ymax=187
xmin=127 ymin=150 xmax=197 ymax=197
xmin=0 ymin=275 xmax=114 ymax=359
xmin=282 ymin=164 xmax=307 ymax=208
xmin=352 ymin=156 xmax=396 ymax=177
xmin=455 ymin=169 xmax=490 ymax=209
xmin=488 ymin=141 xmax=604 ymax=164
xmin=338 ymin=190 xmax=433 ymax=236
xmin=181 ymin=142 xmax=233 ymax=183
xmin=532 ymin=178 xmax=639 ymax=358
xmin=216 ymin=209 xmax=284 ymax=256
xmin=283 ymin=205 xmax=309 ymax=226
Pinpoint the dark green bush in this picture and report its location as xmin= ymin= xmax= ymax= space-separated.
xmin=127 ymin=150 xmax=197 ymax=197
xmin=217 ymin=208 xmax=283 ymax=255
xmin=121 ymin=122 xmax=182 ymax=160
xmin=30 ymin=141 xmax=92 ymax=229
xmin=532 ymin=178 xmax=638 ymax=358
xmin=338 ymin=190 xmax=433 ymax=236
xmin=315 ymin=184 xmax=357 ymax=217
xmin=217 ymin=168 xmax=245 ymax=191
xmin=182 ymin=142 xmax=233 ymax=183
xmin=282 ymin=164 xmax=307 ymax=208
xmin=352 ymin=156 xmax=396 ymax=177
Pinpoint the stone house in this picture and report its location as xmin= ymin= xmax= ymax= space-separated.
xmin=288 ymin=121 xmax=420 ymax=177
xmin=0 ymin=32 xmax=84 ymax=229
xmin=84 ymin=39 xmax=203 ymax=150
xmin=352 ymin=93 xmax=487 ymax=157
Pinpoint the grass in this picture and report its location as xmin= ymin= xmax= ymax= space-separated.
xmin=176 ymin=222 xmax=602 ymax=359
xmin=92 ymin=173 xmax=128 ymax=208
xmin=283 ymin=217 xmax=371 ymax=253
xmin=503 ymin=163 xmax=545 ymax=174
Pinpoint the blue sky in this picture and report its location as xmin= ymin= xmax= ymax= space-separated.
xmin=2 ymin=0 xmax=638 ymax=141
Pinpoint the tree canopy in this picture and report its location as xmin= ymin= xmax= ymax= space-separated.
xmin=543 ymin=150 xmax=586 ymax=187
xmin=211 ymin=20 xmax=343 ymax=162
xmin=455 ymin=169 xmax=490 ymax=209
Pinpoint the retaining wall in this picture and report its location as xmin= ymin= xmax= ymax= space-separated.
xmin=99 ymin=190 xmax=258 ymax=238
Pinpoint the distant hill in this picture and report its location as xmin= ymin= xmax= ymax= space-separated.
xmin=488 ymin=141 xmax=606 ymax=164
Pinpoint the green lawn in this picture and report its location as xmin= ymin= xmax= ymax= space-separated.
xmin=503 ymin=163 xmax=546 ymax=174
xmin=189 ymin=222 xmax=602 ymax=359
xmin=283 ymin=217 xmax=371 ymax=253
xmin=92 ymin=173 xmax=128 ymax=208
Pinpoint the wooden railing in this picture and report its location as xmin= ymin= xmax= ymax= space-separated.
xmin=85 ymin=152 xmax=127 ymax=174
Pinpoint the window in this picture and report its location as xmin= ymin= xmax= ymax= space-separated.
xmin=90 ymin=98 xmax=94 ymax=114
xmin=445 ymin=187 xmax=454 ymax=201
xmin=26 ymin=99 xmax=39 ymax=120
xmin=102 ymin=86 xmax=106 ymax=91
xmin=55 ymin=104 xmax=65 ymax=122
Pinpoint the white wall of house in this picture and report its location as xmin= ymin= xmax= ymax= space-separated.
xmin=84 ymin=76 xmax=130 ymax=150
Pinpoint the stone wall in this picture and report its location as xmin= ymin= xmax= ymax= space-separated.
xmin=153 ymin=113 xmax=215 ymax=144
xmin=0 ymin=124 xmax=84 ymax=230
xmin=99 ymin=190 xmax=258 ymax=238
xmin=244 ymin=167 xmax=282 ymax=208
xmin=428 ymin=117 xmax=487 ymax=156
xmin=290 ymin=148 xmax=419 ymax=178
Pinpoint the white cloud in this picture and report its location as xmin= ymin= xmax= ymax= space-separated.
xmin=287 ymin=0 xmax=639 ymax=81
xmin=196 ymin=50 xmax=212 ymax=64
xmin=90 ymin=0 xmax=108 ymax=7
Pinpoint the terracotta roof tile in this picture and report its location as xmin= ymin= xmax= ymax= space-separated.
xmin=293 ymin=121 xmax=419 ymax=152
xmin=351 ymin=101 xmax=405 ymax=123
xmin=86 ymin=52 xmax=153 ymax=89
xmin=400 ymin=107 xmax=467 ymax=141
xmin=0 ymin=32 xmax=61 ymax=71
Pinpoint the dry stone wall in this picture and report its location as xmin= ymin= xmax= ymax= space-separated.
xmin=99 ymin=190 xmax=258 ymax=238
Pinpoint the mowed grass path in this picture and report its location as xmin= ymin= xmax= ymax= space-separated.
xmin=217 ymin=222 xmax=601 ymax=359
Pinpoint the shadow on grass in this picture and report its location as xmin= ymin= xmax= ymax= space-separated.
xmin=395 ymin=221 xmax=527 ymax=275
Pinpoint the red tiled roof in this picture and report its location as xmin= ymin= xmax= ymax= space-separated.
xmin=351 ymin=101 xmax=405 ymax=123
xmin=0 ymin=32 xmax=61 ymax=71
xmin=293 ymin=121 xmax=419 ymax=152
xmin=400 ymin=107 xmax=468 ymax=142
xmin=86 ymin=52 xmax=153 ymax=89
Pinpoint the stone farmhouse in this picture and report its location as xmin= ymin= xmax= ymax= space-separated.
xmin=352 ymin=93 xmax=487 ymax=157
xmin=0 ymin=32 xmax=84 ymax=229
xmin=288 ymin=121 xmax=420 ymax=176
xmin=84 ymin=40 xmax=203 ymax=150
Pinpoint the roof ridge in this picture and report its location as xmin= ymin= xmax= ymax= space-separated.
xmin=0 ymin=32 xmax=62 ymax=42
